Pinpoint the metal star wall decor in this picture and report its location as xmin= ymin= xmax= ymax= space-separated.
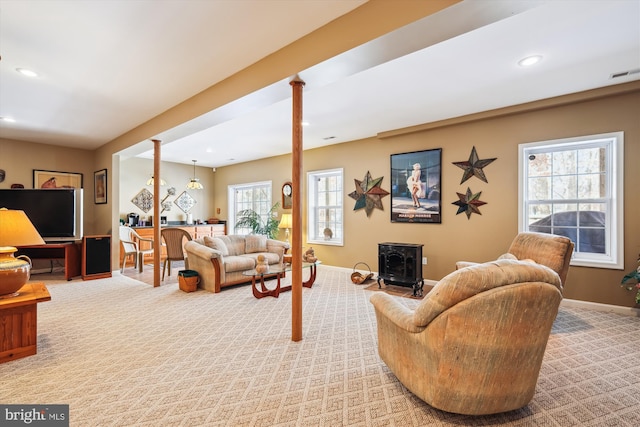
xmin=452 ymin=146 xmax=497 ymax=184
xmin=452 ymin=187 xmax=487 ymax=219
xmin=348 ymin=171 xmax=389 ymax=217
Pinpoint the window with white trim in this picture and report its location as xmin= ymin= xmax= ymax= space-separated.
xmin=519 ymin=132 xmax=624 ymax=269
xmin=228 ymin=181 xmax=272 ymax=235
xmin=307 ymin=168 xmax=343 ymax=246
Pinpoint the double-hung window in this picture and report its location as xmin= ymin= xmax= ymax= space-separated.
xmin=519 ymin=132 xmax=623 ymax=269
xmin=228 ymin=181 xmax=272 ymax=235
xmin=307 ymin=168 xmax=343 ymax=246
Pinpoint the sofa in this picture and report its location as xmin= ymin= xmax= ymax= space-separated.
xmin=184 ymin=234 xmax=289 ymax=293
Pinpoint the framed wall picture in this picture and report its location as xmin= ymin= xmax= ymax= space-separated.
xmin=390 ymin=148 xmax=442 ymax=223
xmin=94 ymin=169 xmax=107 ymax=204
xmin=33 ymin=169 xmax=83 ymax=189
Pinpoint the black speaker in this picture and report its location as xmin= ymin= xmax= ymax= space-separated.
xmin=83 ymin=235 xmax=112 ymax=280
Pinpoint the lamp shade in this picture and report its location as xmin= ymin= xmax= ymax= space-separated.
xmin=186 ymin=179 xmax=203 ymax=190
xmin=278 ymin=213 xmax=292 ymax=244
xmin=186 ymin=160 xmax=204 ymax=190
xmin=278 ymin=214 xmax=292 ymax=229
xmin=0 ymin=208 xmax=45 ymax=297
xmin=146 ymin=176 xmax=166 ymax=186
xmin=0 ymin=208 xmax=45 ymax=247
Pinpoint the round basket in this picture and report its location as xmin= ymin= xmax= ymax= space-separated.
xmin=351 ymin=262 xmax=373 ymax=285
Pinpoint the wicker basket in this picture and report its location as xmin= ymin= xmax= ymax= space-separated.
xmin=178 ymin=270 xmax=200 ymax=292
xmin=351 ymin=262 xmax=374 ymax=285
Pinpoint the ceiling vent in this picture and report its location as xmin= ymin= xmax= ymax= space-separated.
xmin=610 ymin=68 xmax=640 ymax=79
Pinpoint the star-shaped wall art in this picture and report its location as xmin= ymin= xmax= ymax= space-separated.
xmin=452 ymin=187 xmax=487 ymax=219
xmin=452 ymin=146 xmax=497 ymax=184
xmin=348 ymin=171 xmax=389 ymax=217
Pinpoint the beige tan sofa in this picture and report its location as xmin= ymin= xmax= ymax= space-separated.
xmin=184 ymin=235 xmax=289 ymax=293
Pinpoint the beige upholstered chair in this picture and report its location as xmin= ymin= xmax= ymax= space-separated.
xmin=119 ymin=226 xmax=155 ymax=273
xmin=161 ymin=227 xmax=193 ymax=280
xmin=456 ymin=232 xmax=574 ymax=285
xmin=370 ymin=259 xmax=565 ymax=415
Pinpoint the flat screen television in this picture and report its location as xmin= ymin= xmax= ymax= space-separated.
xmin=0 ymin=188 xmax=83 ymax=242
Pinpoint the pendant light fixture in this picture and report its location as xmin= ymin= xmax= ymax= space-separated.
xmin=186 ymin=160 xmax=203 ymax=190
xmin=146 ymin=176 xmax=166 ymax=186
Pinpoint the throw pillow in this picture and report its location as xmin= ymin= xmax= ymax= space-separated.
xmin=245 ymin=234 xmax=268 ymax=253
xmin=203 ymin=236 xmax=229 ymax=256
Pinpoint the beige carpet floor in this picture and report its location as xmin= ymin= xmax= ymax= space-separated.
xmin=1 ymin=265 xmax=639 ymax=426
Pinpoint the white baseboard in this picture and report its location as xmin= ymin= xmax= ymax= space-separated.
xmin=561 ymin=298 xmax=640 ymax=317
xmin=324 ymin=265 xmax=640 ymax=317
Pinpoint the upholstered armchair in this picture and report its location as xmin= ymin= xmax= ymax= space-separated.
xmin=370 ymin=259 xmax=563 ymax=415
xmin=456 ymin=232 xmax=574 ymax=285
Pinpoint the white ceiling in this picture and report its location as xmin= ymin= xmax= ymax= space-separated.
xmin=1 ymin=0 xmax=639 ymax=169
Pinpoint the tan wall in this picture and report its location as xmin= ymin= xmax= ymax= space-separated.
xmin=3 ymin=88 xmax=638 ymax=308
xmin=210 ymin=89 xmax=640 ymax=308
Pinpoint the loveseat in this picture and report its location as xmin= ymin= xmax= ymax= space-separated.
xmin=184 ymin=234 xmax=289 ymax=293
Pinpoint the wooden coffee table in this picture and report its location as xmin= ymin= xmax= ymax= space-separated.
xmin=243 ymin=261 xmax=320 ymax=299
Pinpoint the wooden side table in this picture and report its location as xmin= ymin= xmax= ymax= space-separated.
xmin=0 ymin=282 xmax=51 ymax=363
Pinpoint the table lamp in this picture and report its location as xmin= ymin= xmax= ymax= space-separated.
xmin=278 ymin=213 xmax=292 ymax=244
xmin=0 ymin=208 xmax=45 ymax=297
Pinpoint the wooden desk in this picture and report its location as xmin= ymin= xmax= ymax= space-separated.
xmin=17 ymin=242 xmax=81 ymax=281
xmin=0 ymin=283 xmax=51 ymax=363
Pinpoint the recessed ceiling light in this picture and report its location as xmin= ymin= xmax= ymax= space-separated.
xmin=518 ymin=55 xmax=542 ymax=67
xmin=301 ymin=121 xmax=310 ymax=126
xmin=16 ymin=68 xmax=39 ymax=77
xmin=0 ymin=117 xmax=16 ymax=123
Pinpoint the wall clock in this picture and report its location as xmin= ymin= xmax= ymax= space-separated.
xmin=282 ymin=182 xmax=292 ymax=209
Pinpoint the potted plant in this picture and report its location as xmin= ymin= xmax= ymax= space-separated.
xmin=235 ymin=202 xmax=281 ymax=239
xmin=621 ymin=253 xmax=640 ymax=304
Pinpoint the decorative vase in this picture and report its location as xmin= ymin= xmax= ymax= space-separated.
xmin=0 ymin=247 xmax=32 ymax=298
xmin=256 ymin=262 xmax=269 ymax=274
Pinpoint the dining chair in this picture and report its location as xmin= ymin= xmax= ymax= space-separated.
xmin=119 ymin=226 xmax=155 ymax=273
xmin=161 ymin=227 xmax=193 ymax=280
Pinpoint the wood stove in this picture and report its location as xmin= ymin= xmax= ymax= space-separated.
xmin=377 ymin=242 xmax=424 ymax=296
